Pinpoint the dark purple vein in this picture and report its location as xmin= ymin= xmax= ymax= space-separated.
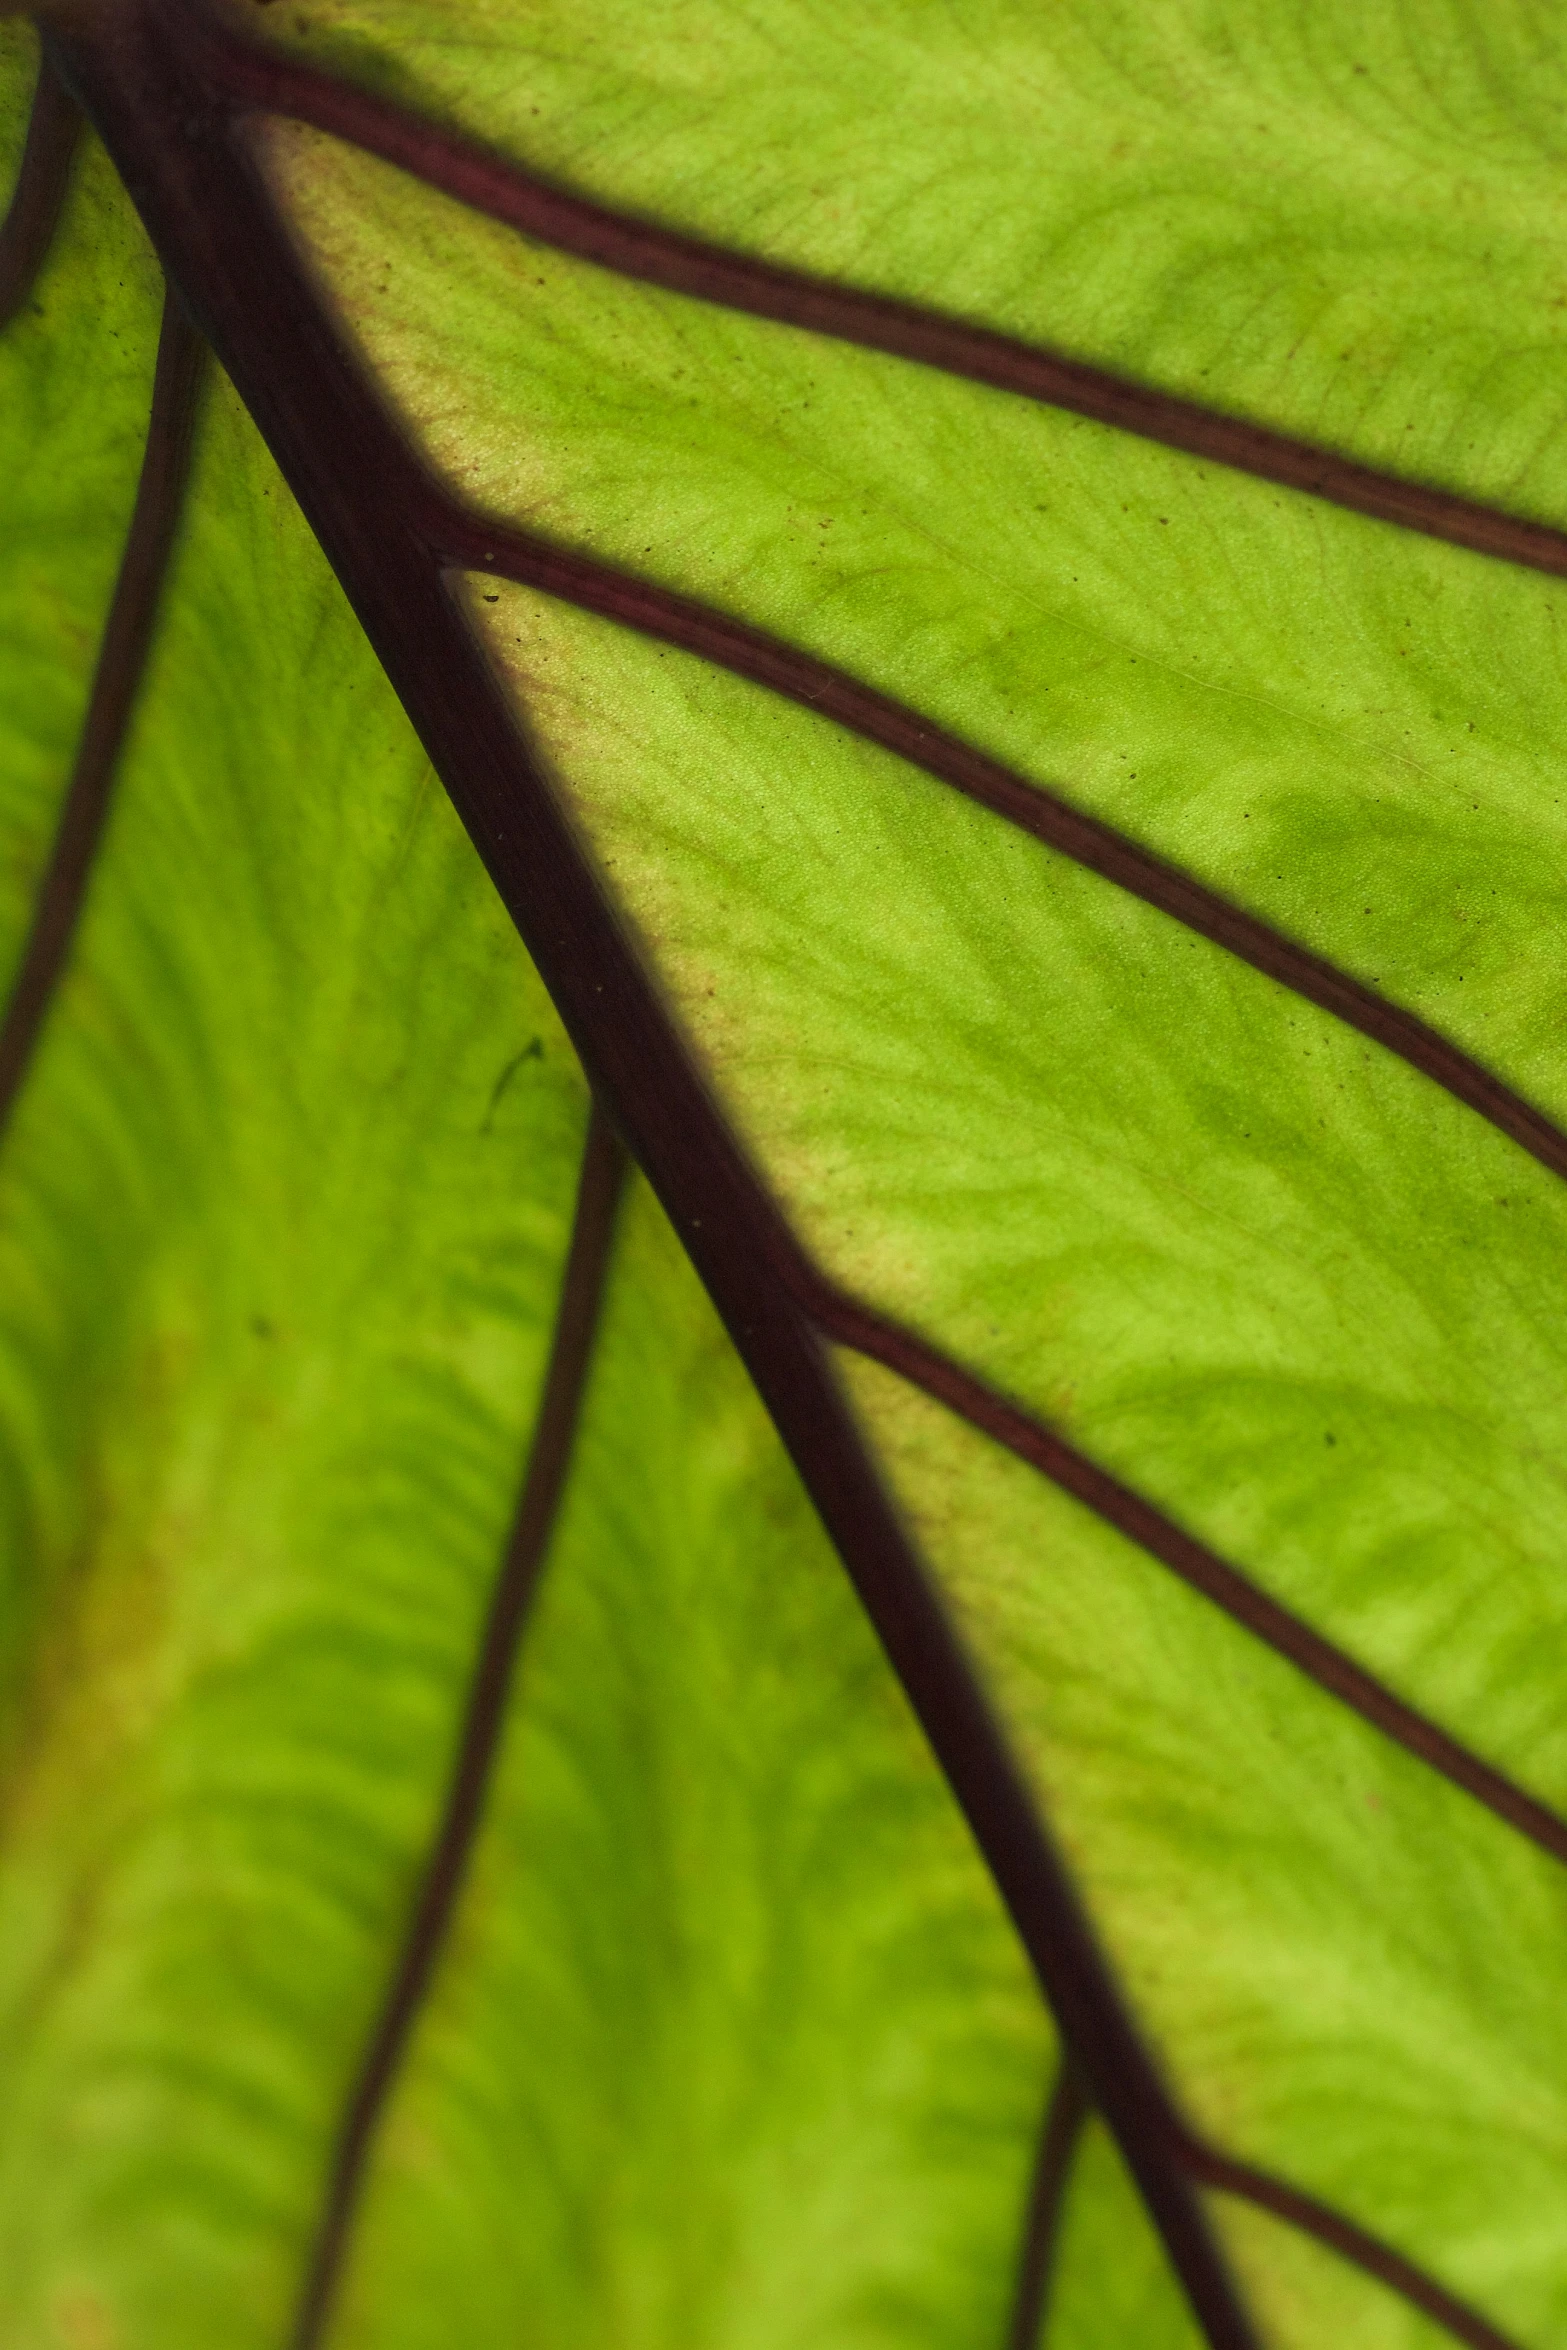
xmin=1183 ymin=2138 xmax=1524 ymax=2350
xmin=1039 ymin=2071 xmax=1525 ymax=2350
xmin=1008 ymin=2060 xmax=1089 ymax=2350
xmin=811 ymin=1280 xmax=1567 ymax=1874
xmin=0 ymin=283 xmax=203 ymax=1143
xmin=426 ymin=513 xmax=1567 ymax=1198
xmin=289 ymin=1101 xmax=627 ymax=2350
xmin=0 ymin=55 xmax=81 ymax=332
xmin=185 ymin=9 xmax=1567 ymax=584
xmin=55 ymin=21 xmax=1263 ymax=2343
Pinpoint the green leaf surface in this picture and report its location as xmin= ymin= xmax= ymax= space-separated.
xmin=4 ymin=3 xmax=1566 ymax=2346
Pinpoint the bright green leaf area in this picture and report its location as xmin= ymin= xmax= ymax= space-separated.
xmin=470 ymin=561 xmax=1567 ymax=1825
xmin=267 ymin=127 xmax=1567 ymax=1813
xmin=841 ymin=1352 xmax=1567 ymax=2338
xmin=0 ymin=38 xmax=1071 ymax=2350
xmin=11 ymin=4 xmax=1567 ymax=2347
xmin=269 ymin=110 xmax=1567 ymax=1164
xmin=259 ymin=0 xmax=1567 ymax=524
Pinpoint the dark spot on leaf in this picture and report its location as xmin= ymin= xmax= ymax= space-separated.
xmin=482 ymin=1038 xmax=545 ymax=1130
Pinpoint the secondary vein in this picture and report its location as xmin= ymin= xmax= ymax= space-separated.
xmin=434 ymin=514 xmax=1567 ymax=1200
xmin=812 ymin=1280 xmax=1567 ymax=1876
xmin=1008 ymin=2059 xmax=1089 ymax=2350
xmin=288 ymin=1099 xmax=627 ymax=2350
xmin=0 ymin=55 xmax=82 ymax=333
xmin=1183 ymin=2138 xmax=1525 ymax=2350
xmin=191 ymin=7 xmax=1567 ymax=586
xmin=0 ymin=281 xmax=204 ymax=1145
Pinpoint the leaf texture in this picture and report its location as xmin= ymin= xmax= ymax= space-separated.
xmin=4 ymin=4 xmax=1567 ymax=2347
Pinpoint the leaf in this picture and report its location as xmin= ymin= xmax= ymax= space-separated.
xmin=2 ymin=5 xmax=1564 ymax=2348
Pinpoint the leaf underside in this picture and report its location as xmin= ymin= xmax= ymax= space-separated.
xmin=1 ymin=5 xmax=1566 ymax=2348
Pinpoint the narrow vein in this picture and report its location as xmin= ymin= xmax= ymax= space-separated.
xmin=188 ymin=10 xmax=1567 ymax=584
xmin=59 ymin=29 xmax=1264 ymax=2341
xmin=0 ymin=55 xmax=82 ymax=333
xmin=288 ymin=1101 xmax=627 ymax=2350
xmin=811 ymin=1280 xmax=1567 ymax=1874
xmin=1182 ymin=2139 xmax=1525 ymax=2350
xmin=0 ymin=283 xmax=203 ymax=1145
xmin=429 ymin=513 xmax=1567 ymax=1198
xmin=1008 ymin=2059 xmax=1089 ymax=2350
